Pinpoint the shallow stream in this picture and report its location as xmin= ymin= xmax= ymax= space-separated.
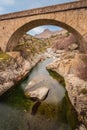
xmin=0 ymin=58 xmax=78 ymax=130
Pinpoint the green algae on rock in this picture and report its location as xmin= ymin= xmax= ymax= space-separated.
xmin=48 ymin=69 xmax=65 ymax=87
xmin=0 ymin=52 xmax=12 ymax=62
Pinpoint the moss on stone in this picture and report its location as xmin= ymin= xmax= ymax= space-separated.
xmin=37 ymin=102 xmax=58 ymax=119
xmin=66 ymin=32 xmax=70 ymax=37
xmin=58 ymin=94 xmax=79 ymax=130
xmin=0 ymin=82 xmax=34 ymax=111
xmin=0 ymin=52 xmax=11 ymax=62
xmin=48 ymin=69 xmax=65 ymax=87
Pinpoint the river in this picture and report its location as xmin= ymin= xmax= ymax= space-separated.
xmin=0 ymin=58 xmax=78 ymax=130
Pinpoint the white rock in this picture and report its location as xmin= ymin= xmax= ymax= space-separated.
xmin=25 ymin=87 xmax=49 ymax=101
xmin=68 ymin=43 xmax=78 ymax=50
xmin=56 ymin=50 xmax=65 ymax=54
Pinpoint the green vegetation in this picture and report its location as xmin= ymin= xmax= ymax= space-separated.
xmin=0 ymin=52 xmax=11 ymax=62
xmin=14 ymin=34 xmax=47 ymax=59
xmin=0 ymin=52 xmax=13 ymax=71
xmin=37 ymin=102 xmax=58 ymax=119
xmin=51 ymin=34 xmax=57 ymax=38
xmin=80 ymin=88 xmax=87 ymax=95
xmin=0 ymin=81 xmax=34 ymax=111
xmin=66 ymin=32 xmax=70 ymax=37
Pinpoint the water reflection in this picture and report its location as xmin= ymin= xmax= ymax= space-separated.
xmin=0 ymin=104 xmax=71 ymax=130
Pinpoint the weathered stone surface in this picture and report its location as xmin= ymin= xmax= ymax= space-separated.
xmin=65 ymin=74 xmax=87 ymax=126
xmin=71 ymin=53 xmax=87 ymax=80
xmin=25 ymin=87 xmax=49 ymax=101
xmin=46 ymin=51 xmax=75 ymax=77
xmin=75 ymin=124 xmax=87 ymax=130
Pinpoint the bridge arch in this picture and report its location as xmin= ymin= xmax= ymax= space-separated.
xmin=6 ymin=19 xmax=85 ymax=52
xmin=0 ymin=0 xmax=87 ymax=52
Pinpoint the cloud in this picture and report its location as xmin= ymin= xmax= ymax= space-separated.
xmin=0 ymin=0 xmax=15 ymax=6
xmin=29 ymin=26 xmax=45 ymax=35
xmin=32 ymin=27 xmax=44 ymax=33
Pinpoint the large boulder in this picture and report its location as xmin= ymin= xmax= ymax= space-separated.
xmin=25 ymin=87 xmax=49 ymax=101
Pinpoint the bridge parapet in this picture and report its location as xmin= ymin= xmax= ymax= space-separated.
xmin=0 ymin=0 xmax=87 ymax=20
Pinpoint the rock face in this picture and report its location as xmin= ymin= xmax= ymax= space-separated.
xmin=0 ymin=51 xmax=42 ymax=96
xmin=46 ymin=50 xmax=87 ymax=129
xmin=65 ymin=75 xmax=87 ymax=125
xmin=25 ymin=87 xmax=49 ymax=101
xmin=71 ymin=54 xmax=87 ymax=80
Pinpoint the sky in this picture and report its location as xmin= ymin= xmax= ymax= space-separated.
xmin=0 ymin=0 xmax=75 ymax=35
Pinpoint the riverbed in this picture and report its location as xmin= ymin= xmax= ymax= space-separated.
xmin=0 ymin=58 xmax=78 ymax=130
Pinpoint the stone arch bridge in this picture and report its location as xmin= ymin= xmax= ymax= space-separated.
xmin=0 ymin=0 xmax=87 ymax=52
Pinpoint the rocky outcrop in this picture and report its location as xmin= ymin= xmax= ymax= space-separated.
xmin=35 ymin=29 xmax=67 ymax=39
xmin=0 ymin=51 xmax=42 ymax=96
xmin=51 ymin=33 xmax=78 ymax=51
xmin=46 ymin=50 xmax=87 ymax=129
xmin=35 ymin=29 xmax=79 ymax=52
xmin=35 ymin=29 xmax=53 ymax=39
xmin=40 ymin=31 xmax=78 ymax=51
xmin=65 ymin=75 xmax=87 ymax=126
xmin=71 ymin=54 xmax=87 ymax=80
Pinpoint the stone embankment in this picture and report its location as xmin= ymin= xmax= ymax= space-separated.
xmin=46 ymin=50 xmax=87 ymax=130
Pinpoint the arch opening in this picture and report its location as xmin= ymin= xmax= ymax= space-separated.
xmin=6 ymin=19 xmax=85 ymax=52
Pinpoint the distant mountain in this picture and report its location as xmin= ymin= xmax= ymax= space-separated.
xmin=35 ymin=29 xmax=67 ymax=39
